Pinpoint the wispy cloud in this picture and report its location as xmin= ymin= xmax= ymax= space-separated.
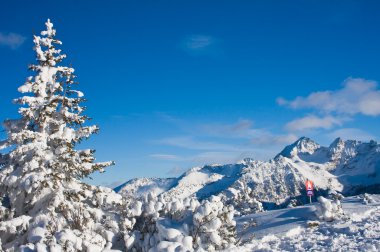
xmin=285 ymin=115 xmax=345 ymax=132
xmin=151 ymin=116 xmax=300 ymax=165
xmin=155 ymin=136 xmax=238 ymax=151
xmin=327 ymin=128 xmax=376 ymax=142
xmin=200 ymin=119 xmax=258 ymax=138
xmin=183 ymin=35 xmax=215 ymax=49
xmin=200 ymin=119 xmax=297 ymax=145
xmin=191 ymin=151 xmax=246 ymax=164
xmin=166 ymin=166 xmax=187 ymax=176
xmin=0 ymin=32 xmax=26 ymax=49
xmin=149 ymin=154 xmax=180 ymax=161
xmin=250 ymin=133 xmax=298 ymax=145
xmin=278 ymin=78 xmax=380 ymax=116
xmin=180 ymin=34 xmax=222 ymax=56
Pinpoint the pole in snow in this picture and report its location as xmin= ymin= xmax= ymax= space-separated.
xmin=305 ymin=179 xmax=314 ymax=204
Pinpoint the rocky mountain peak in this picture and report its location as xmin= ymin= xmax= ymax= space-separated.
xmin=276 ymin=136 xmax=320 ymax=159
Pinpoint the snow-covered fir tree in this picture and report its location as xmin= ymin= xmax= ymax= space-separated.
xmin=0 ymin=19 xmax=123 ymax=251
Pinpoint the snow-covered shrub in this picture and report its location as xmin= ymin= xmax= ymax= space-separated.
xmin=193 ymin=196 xmax=236 ymax=251
xmin=226 ymin=180 xmax=264 ymax=215
xmin=0 ymin=215 xmax=31 ymax=249
xmin=119 ymin=193 xmax=237 ymax=252
xmin=0 ymin=19 xmax=125 ymax=251
xmin=327 ymin=190 xmax=344 ymax=201
xmin=306 ymin=220 xmax=320 ymax=228
xmin=120 ymin=193 xmax=194 ymax=251
xmin=287 ymin=199 xmax=298 ymax=208
xmin=362 ymin=193 xmax=376 ymax=205
xmin=0 ymin=196 xmax=12 ymax=221
xmin=315 ymin=196 xmax=344 ymax=222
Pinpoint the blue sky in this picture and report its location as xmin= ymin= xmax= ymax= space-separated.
xmin=1 ymin=1 xmax=380 ymax=187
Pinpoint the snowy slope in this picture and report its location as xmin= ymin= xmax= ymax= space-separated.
xmin=115 ymin=137 xmax=380 ymax=211
xmin=332 ymin=140 xmax=380 ymax=193
xmin=162 ymin=163 xmax=245 ymax=201
xmin=221 ymin=156 xmax=342 ymax=209
xmin=234 ymin=194 xmax=380 ymax=251
xmin=115 ymin=177 xmax=177 ymax=198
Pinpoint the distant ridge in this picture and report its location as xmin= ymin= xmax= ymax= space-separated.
xmin=115 ymin=137 xmax=380 ymax=212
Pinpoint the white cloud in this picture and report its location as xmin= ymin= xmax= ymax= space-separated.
xmin=151 ymin=116 xmax=304 ymax=164
xmin=278 ymin=78 xmax=380 ymax=116
xmin=200 ymin=119 xmax=259 ymax=139
xmin=155 ymin=136 xmax=238 ymax=151
xmin=166 ymin=166 xmax=187 ymax=176
xmin=0 ymin=32 xmax=26 ymax=49
xmin=180 ymin=35 xmax=222 ymax=56
xmin=276 ymin=97 xmax=288 ymax=106
xmin=327 ymin=128 xmax=376 ymax=142
xmin=191 ymin=151 xmax=244 ymax=164
xmin=200 ymin=119 xmax=298 ymax=145
xmin=149 ymin=154 xmax=180 ymax=161
xmin=155 ymin=118 xmax=299 ymax=150
xmin=285 ymin=115 xmax=345 ymax=132
xmin=251 ymin=133 xmax=298 ymax=145
xmin=183 ymin=35 xmax=215 ymax=50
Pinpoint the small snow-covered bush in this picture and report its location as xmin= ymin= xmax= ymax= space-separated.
xmin=287 ymin=199 xmax=298 ymax=208
xmin=120 ymin=193 xmax=237 ymax=252
xmin=121 ymin=193 xmax=196 ymax=251
xmin=193 ymin=196 xmax=236 ymax=251
xmin=315 ymin=196 xmax=344 ymax=222
xmin=307 ymin=220 xmax=320 ymax=228
xmin=327 ymin=190 xmax=344 ymax=201
xmin=362 ymin=193 xmax=376 ymax=205
xmin=226 ymin=180 xmax=264 ymax=215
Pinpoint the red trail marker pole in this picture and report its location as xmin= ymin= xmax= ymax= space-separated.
xmin=305 ymin=179 xmax=314 ymax=203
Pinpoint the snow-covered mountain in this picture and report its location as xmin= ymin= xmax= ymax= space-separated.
xmin=116 ymin=137 xmax=380 ymax=212
xmin=114 ymin=177 xmax=177 ymax=198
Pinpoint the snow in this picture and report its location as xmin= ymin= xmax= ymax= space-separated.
xmin=235 ymin=195 xmax=380 ymax=251
xmin=315 ymin=196 xmax=343 ymax=222
xmin=278 ymin=136 xmax=321 ymax=159
xmin=39 ymin=66 xmax=58 ymax=84
xmin=115 ymin=177 xmax=177 ymax=198
xmin=0 ymin=215 xmax=31 ymax=242
xmin=28 ymin=226 xmax=45 ymax=243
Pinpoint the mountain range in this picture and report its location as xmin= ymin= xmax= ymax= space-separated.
xmin=115 ymin=137 xmax=380 ymax=212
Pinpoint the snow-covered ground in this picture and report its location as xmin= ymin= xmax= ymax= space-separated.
xmin=235 ymin=194 xmax=380 ymax=251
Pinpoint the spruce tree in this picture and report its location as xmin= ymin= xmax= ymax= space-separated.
xmin=0 ymin=19 xmax=118 ymax=250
